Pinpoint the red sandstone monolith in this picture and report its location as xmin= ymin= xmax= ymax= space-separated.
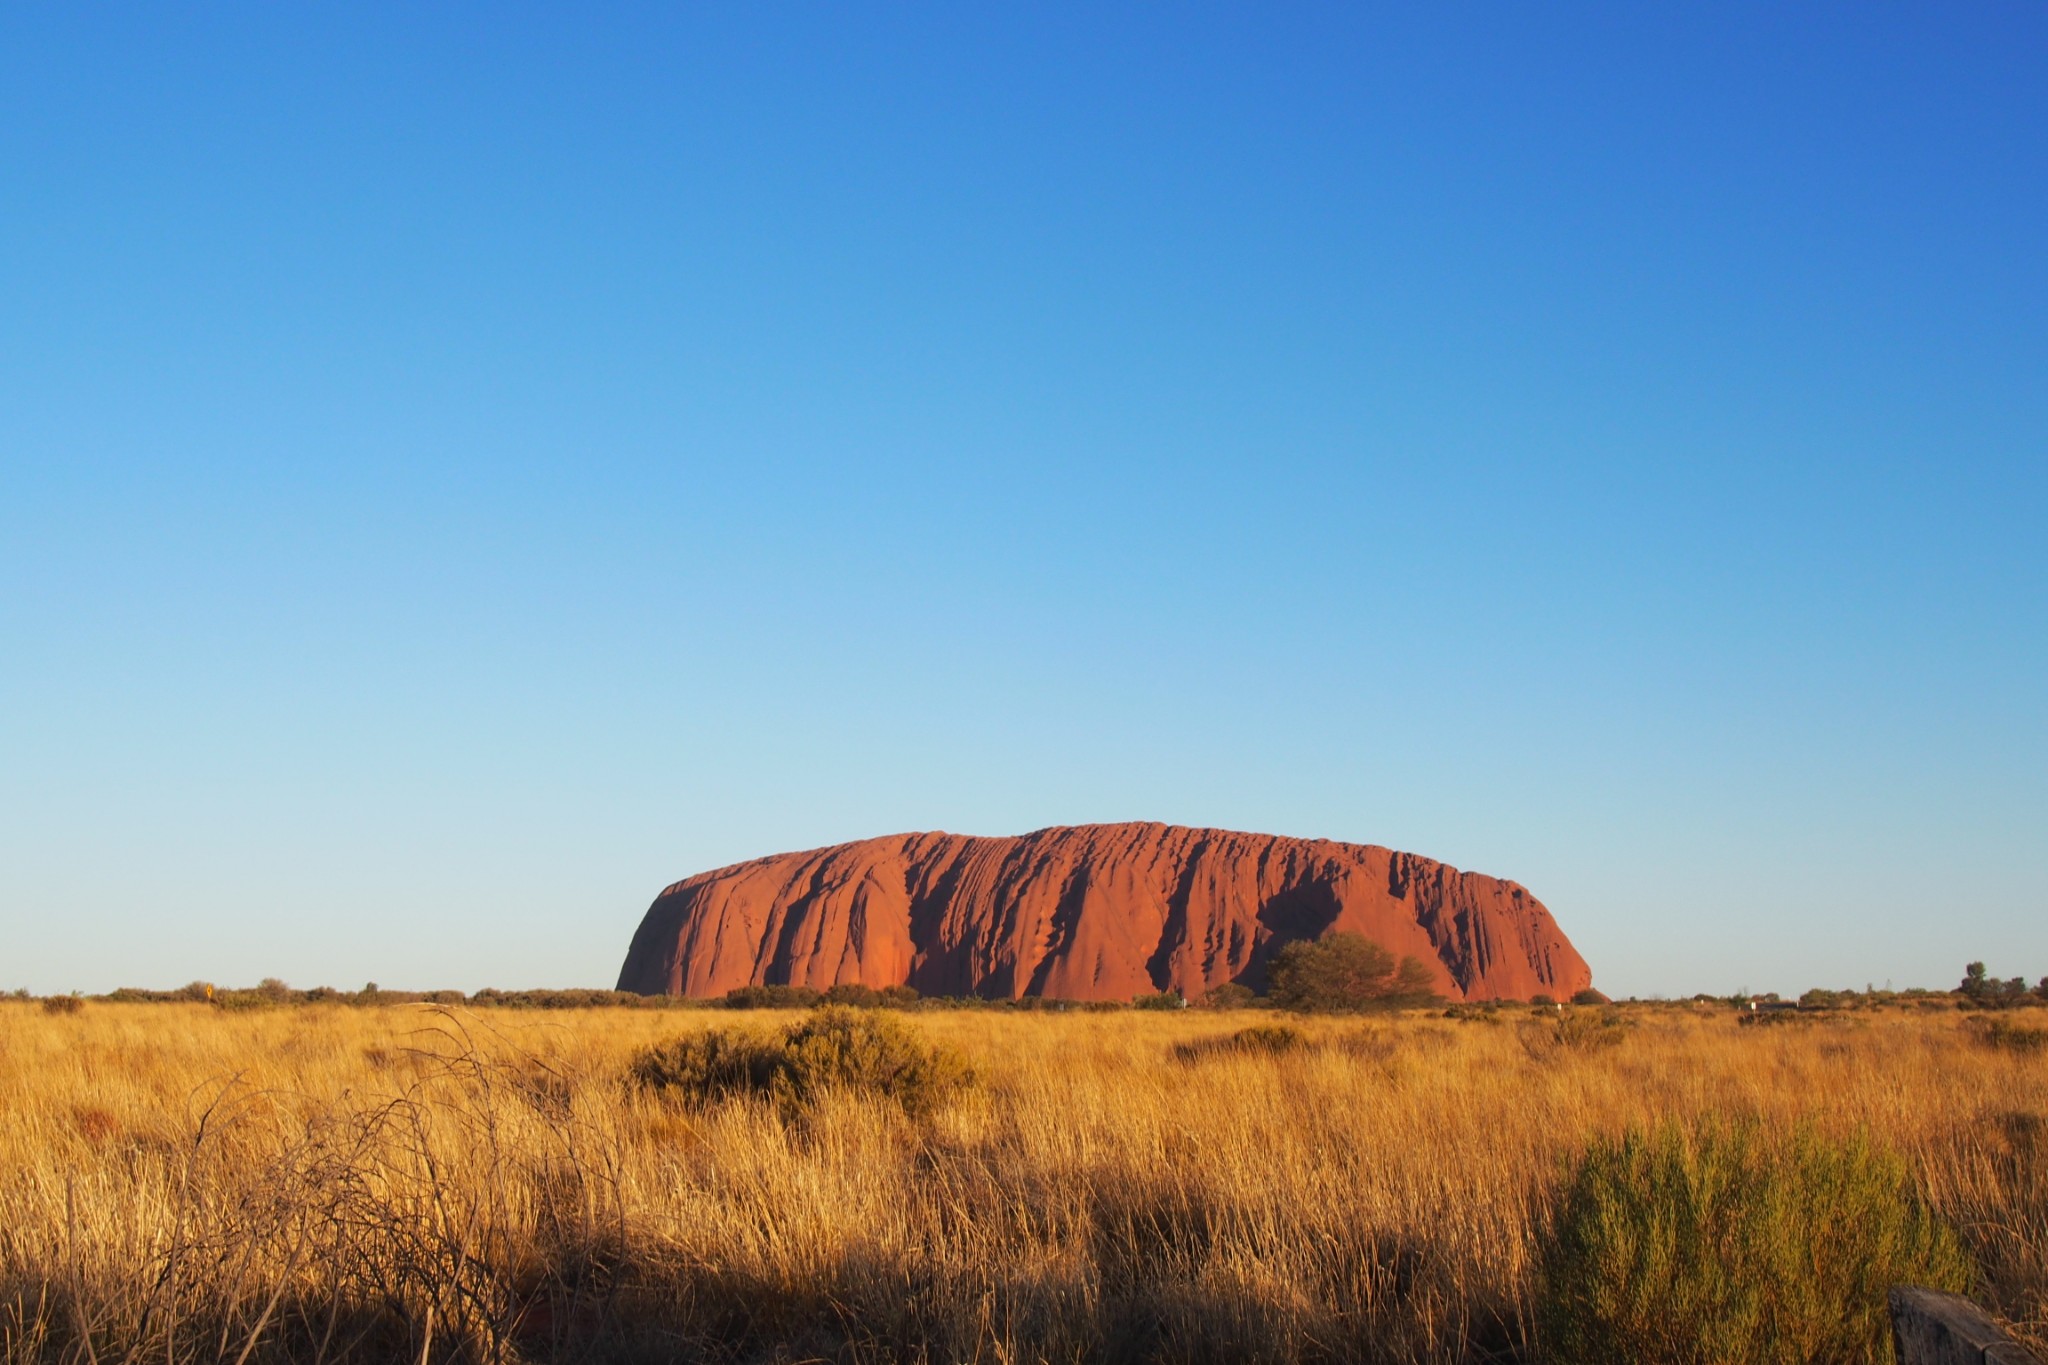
xmin=616 ymin=822 xmax=1592 ymax=1002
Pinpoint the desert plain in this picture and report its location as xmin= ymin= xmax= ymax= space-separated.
xmin=2 ymin=997 xmax=2042 ymax=1364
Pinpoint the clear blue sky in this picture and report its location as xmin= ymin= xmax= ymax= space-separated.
xmin=3 ymin=4 xmax=2043 ymax=998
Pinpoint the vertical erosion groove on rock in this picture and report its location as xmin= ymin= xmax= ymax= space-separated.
xmin=616 ymin=822 xmax=1593 ymax=1002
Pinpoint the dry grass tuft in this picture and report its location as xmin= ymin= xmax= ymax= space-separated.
xmin=1172 ymin=1023 xmax=1307 ymax=1062
xmin=1974 ymin=1019 xmax=2048 ymax=1055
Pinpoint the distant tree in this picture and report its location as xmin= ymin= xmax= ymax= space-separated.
xmin=1267 ymin=932 xmax=1439 ymax=1012
xmin=1958 ymin=963 xmax=2031 ymax=1009
xmin=1572 ymin=988 xmax=1612 ymax=1006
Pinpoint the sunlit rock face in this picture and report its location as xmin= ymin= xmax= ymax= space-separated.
xmin=617 ymin=822 xmax=1592 ymax=1003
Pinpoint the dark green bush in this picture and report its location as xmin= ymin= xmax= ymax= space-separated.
xmin=821 ymin=982 xmax=881 ymax=1007
xmin=722 ymin=984 xmax=824 ymax=1010
xmin=1539 ymin=1120 xmax=1971 ymax=1365
xmin=631 ymin=1007 xmax=974 ymax=1118
xmin=1131 ymin=989 xmax=1187 ymax=1010
xmin=1266 ymin=932 xmax=1439 ymax=1012
xmin=1198 ymin=982 xmax=1258 ymax=1009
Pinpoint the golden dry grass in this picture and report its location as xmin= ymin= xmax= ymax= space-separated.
xmin=1 ymin=1001 xmax=2042 ymax=1364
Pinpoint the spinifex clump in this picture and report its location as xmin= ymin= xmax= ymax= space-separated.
xmin=1539 ymin=1120 xmax=1971 ymax=1365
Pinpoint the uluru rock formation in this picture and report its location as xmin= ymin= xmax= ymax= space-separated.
xmin=617 ymin=823 xmax=1592 ymax=1003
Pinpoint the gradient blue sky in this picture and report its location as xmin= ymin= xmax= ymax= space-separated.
xmin=4 ymin=4 xmax=2043 ymax=998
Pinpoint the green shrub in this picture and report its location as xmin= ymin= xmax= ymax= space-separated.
xmin=774 ymin=1007 xmax=975 ymax=1117
xmin=631 ymin=1007 xmax=974 ymax=1118
xmin=1539 ymin=1120 xmax=1970 ymax=1365
xmin=1266 ymin=932 xmax=1439 ymax=1012
xmin=1572 ymin=988 xmax=1612 ymax=1006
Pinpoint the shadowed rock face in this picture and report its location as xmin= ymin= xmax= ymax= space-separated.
xmin=616 ymin=823 xmax=1592 ymax=1003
